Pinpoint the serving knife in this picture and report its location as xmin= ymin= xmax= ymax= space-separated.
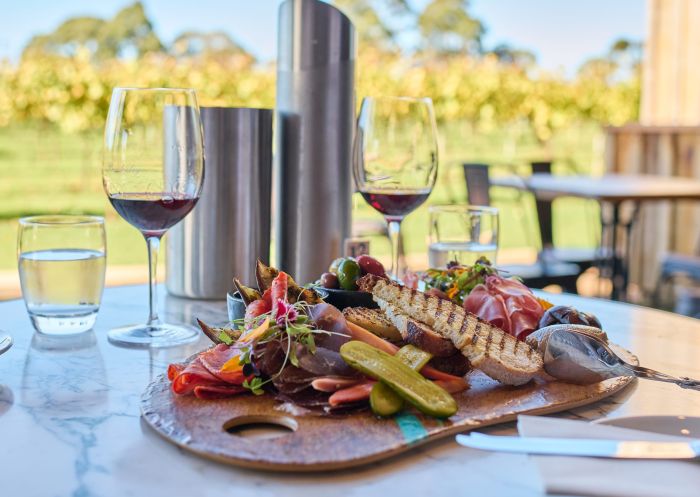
xmin=456 ymin=433 xmax=700 ymax=460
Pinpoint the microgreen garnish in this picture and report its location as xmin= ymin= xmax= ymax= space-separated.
xmin=242 ymin=377 xmax=266 ymax=396
xmin=229 ymin=299 xmax=346 ymax=395
xmin=217 ymin=331 xmax=234 ymax=345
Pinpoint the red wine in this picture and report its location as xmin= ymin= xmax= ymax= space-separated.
xmin=109 ymin=193 xmax=199 ymax=237
xmin=360 ymin=189 xmax=431 ymax=220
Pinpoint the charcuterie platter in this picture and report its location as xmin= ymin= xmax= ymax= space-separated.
xmin=141 ymin=355 xmax=634 ymax=471
xmin=141 ymin=257 xmax=640 ymax=471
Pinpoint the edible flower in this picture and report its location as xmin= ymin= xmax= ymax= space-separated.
xmin=275 ymin=299 xmax=298 ymax=328
xmin=220 ymin=352 xmax=243 ymax=372
xmin=446 ymin=286 xmax=459 ymax=299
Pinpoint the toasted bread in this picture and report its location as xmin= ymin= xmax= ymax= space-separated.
xmin=366 ymin=278 xmax=543 ymax=386
xmin=428 ymin=354 xmax=471 ymax=377
xmin=342 ymin=307 xmax=402 ymax=342
xmin=379 ymin=303 xmax=457 ymax=357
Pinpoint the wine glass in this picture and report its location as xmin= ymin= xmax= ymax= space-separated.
xmin=0 ymin=333 xmax=11 ymax=356
xmin=352 ymin=96 xmax=439 ymax=279
xmin=103 ymin=87 xmax=204 ymax=347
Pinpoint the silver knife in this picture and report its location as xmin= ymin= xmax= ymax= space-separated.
xmin=456 ymin=433 xmax=700 ymax=459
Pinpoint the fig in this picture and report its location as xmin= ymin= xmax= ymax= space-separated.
xmin=538 ymin=305 xmax=602 ymax=330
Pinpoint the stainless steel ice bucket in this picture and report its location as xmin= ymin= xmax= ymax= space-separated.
xmin=166 ymin=107 xmax=273 ymax=299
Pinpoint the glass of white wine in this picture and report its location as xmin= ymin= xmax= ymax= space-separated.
xmin=18 ymin=215 xmax=106 ymax=335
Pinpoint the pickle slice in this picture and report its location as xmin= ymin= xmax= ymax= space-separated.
xmin=370 ymin=382 xmax=403 ymax=416
xmin=396 ymin=344 xmax=433 ymax=371
xmin=370 ymin=345 xmax=435 ymax=417
xmin=341 ymin=341 xmax=457 ymax=418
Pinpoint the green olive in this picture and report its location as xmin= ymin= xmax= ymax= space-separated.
xmin=337 ymin=259 xmax=361 ymax=291
xmin=328 ymin=257 xmax=345 ymax=275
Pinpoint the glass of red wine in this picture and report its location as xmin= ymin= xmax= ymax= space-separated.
xmin=352 ymin=96 xmax=439 ymax=279
xmin=103 ymin=87 xmax=204 ymax=347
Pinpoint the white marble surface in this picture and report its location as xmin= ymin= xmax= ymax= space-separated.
xmin=1 ymin=285 xmax=700 ymax=497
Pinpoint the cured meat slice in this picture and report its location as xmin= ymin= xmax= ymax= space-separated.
xmin=193 ymin=384 xmax=247 ymax=399
xmin=170 ymin=357 xmax=223 ymax=395
xmin=463 ymin=275 xmax=544 ymax=340
xmin=198 ymin=343 xmax=248 ymax=383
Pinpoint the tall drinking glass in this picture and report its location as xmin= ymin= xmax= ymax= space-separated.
xmin=428 ymin=205 xmax=499 ymax=267
xmin=353 ymin=96 xmax=439 ymax=279
xmin=103 ymin=87 xmax=204 ymax=347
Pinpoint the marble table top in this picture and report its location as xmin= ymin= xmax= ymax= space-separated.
xmin=1 ymin=284 xmax=700 ymax=497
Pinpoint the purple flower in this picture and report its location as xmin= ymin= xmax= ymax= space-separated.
xmin=275 ymin=299 xmax=298 ymax=328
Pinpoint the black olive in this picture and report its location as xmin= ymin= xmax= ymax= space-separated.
xmin=320 ymin=272 xmax=340 ymax=289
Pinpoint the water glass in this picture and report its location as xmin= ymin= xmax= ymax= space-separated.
xmin=428 ymin=205 xmax=499 ymax=268
xmin=18 ymin=215 xmax=106 ymax=335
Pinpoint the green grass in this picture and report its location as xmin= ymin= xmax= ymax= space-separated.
xmin=0 ymin=122 xmax=604 ymax=270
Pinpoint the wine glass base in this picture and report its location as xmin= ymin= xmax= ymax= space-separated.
xmin=107 ymin=323 xmax=200 ymax=349
xmin=0 ymin=334 xmax=12 ymax=356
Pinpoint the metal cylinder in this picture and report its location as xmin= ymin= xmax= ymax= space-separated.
xmin=275 ymin=0 xmax=355 ymax=284
xmin=166 ymin=107 xmax=273 ymax=299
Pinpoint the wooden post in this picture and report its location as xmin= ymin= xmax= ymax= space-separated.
xmin=641 ymin=0 xmax=700 ymax=125
xmin=605 ymin=0 xmax=700 ymax=299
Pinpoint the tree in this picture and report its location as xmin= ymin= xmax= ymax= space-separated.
xmin=22 ymin=2 xmax=162 ymax=61
xmin=488 ymin=43 xmax=536 ymax=68
xmin=96 ymin=2 xmax=163 ymax=58
xmin=334 ymin=0 xmax=394 ymax=49
xmin=333 ymin=0 xmax=415 ymax=51
xmin=608 ymin=38 xmax=643 ymax=77
xmin=578 ymin=38 xmax=643 ymax=83
xmin=172 ymin=31 xmax=249 ymax=58
xmin=171 ymin=31 xmax=255 ymax=68
xmin=23 ymin=17 xmax=106 ymax=58
xmin=418 ymin=0 xmax=484 ymax=55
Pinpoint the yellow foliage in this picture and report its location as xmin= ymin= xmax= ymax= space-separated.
xmin=0 ymin=50 xmax=639 ymax=140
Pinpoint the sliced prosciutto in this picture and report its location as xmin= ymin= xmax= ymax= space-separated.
xmin=463 ymin=275 xmax=544 ymax=340
xmin=199 ymin=343 xmax=248 ymax=384
xmin=169 ymin=357 xmax=225 ymax=396
xmin=169 ymin=344 xmax=250 ymax=399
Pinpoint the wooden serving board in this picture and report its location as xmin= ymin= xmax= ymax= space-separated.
xmin=141 ymin=345 xmax=636 ymax=472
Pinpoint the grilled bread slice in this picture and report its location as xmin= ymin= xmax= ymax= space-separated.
xmin=364 ymin=302 xmax=472 ymax=376
xmin=342 ymin=307 xmax=402 ymax=342
xmin=428 ymin=354 xmax=471 ymax=377
xmin=365 ymin=277 xmax=543 ymax=386
xmin=379 ymin=302 xmax=457 ymax=357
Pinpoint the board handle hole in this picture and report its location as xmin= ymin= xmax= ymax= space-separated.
xmin=223 ymin=415 xmax=297 ymax=440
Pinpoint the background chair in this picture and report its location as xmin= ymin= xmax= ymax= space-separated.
xmin=655 ymin=239 xmax=700 ymax=316
xmin=463 ymin=162 xmax=581 ymax=293
xmin=530 ymin=161 xmax=600 ymax=271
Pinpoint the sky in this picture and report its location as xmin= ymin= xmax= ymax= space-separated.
xmin=0 ymin=0 xmax=646 ymax=74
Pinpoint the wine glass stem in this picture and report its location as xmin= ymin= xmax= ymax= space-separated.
xmin=387 ymin=219 xmax=402 ymax=279
xmin=145 ymin=235 xmax=162 ymax=327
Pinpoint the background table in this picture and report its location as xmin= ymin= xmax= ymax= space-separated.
xmin=491 ymin=173 xmax=700 ymax=301
xmin=1 ymin=284 xmax=700 ymax=497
